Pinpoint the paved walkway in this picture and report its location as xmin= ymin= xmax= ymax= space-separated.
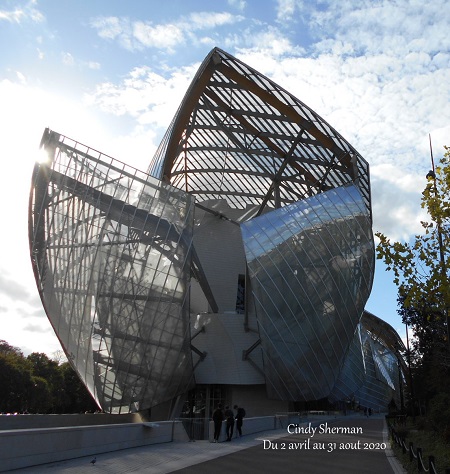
xmin=16 ymin=415 xmax=406 ymax=474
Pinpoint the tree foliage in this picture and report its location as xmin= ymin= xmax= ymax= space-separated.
xmin=0 ymin=340 xmax=23 ymax=357
xmin=376 ymin=147 xmax=450 ymax=433
xmin=0 ymin=349 xmax=33 ymax=413
xmin=376 ymin=146 xmax=450 ymax=366
xmin=0 ymin=340 xmax=98 ymax=414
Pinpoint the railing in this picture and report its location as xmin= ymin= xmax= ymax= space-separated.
xmin=275 ymin=412 xmax=305 ymax=428
xmin=177 ymin=417 xmax=209 ymax=441
xmin=388 ymin=421 xmax=450 ymax=474
xmin=177 ymin=411 xmax=343 ymax=442
xmin=0 ymin=420 xmax=180 ymax=472
xmin=177 ymin=416 xmax=280 ymax=442
xmin=275 ymin=411 xmax=339 ymax=429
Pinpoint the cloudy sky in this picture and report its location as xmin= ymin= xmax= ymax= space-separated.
xmin=1 ymin=0 xmax=449 ymax=356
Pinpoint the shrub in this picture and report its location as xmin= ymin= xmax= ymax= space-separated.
xmin=428 ymin=392 xmax=450 ymax=441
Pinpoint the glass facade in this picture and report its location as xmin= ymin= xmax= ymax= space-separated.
xmin=328 ymin=315 xmax=403 ymax=411
xmin=30 ymin=131 xmax=195 ymax=413
xmin=28 ymin=48 xmax=405 ymax=414
xmin=241 ymin=185 xmax=374 ymax=401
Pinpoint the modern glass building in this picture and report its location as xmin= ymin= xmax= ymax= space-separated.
xmin=29 ymin=48 xmax=405 ymax=416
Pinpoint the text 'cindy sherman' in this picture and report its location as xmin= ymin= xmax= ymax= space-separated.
xmin=287 ymin=422 xmax=363 ymax=437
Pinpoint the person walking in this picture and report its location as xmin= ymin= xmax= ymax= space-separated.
xmin=224 ymin=405 xmax=234 ymax=441
xmin=234 ymin=404 xmax=246 ymax=437
xmin=212 ymin=403 xmax=224 ymax=443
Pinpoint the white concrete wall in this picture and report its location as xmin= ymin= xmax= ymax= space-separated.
xmin=193 ymin=202 xmax=247 ymax=312
xmin=192 ymin=314 xmax=265 ymax=385
xmin=0 ymin=413 xmax=141 ymax=430
xmin=0 ymin=421 xmax=188 ymax=472
xmin=229 ymin=385 xmax=289 ymax=417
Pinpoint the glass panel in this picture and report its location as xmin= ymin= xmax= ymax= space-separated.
xmin=330 ymin=320 xmax=402 ymax=410
xmin=30 ymin=132 xmax=195 ymax=413
xmin=235 ymin=274 xmax=245 ymax=313
xmin=353 ymin=331 xmax=401 ymax=411
xmin=328 ymin=324 xmax=366 ymax=403
xmin=241 ymin=184 xmax=375 ymax=401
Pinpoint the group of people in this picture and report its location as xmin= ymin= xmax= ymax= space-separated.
xmin=212 ymin=404 xmax=246 ymax=443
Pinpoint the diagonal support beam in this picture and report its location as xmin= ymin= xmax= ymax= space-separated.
xmin=216 ymin=62 xmax=352 ymax=169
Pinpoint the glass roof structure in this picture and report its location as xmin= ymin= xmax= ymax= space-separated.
xmin=149 ymin=48 xmax=371 ymax=220
xmin=29 ymin=48 xmax=404 ymax=414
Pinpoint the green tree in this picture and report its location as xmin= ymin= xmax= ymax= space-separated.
xmin=26 ymin=352 xmax=99 ymax=413
xmin=26 ymin=376 xmax=52 ymax=413
xmin=27 ymin=352 xmax=59 ymax=379
xmin=397 ymin=293 xmax=447 ymax=362
xmin=376 ymin=146 xmax=450 ymax=368
xmin=58 ymin=362 xmax=99 ymax=413
xmin=0 ymin=350 xmax=33 ymax=413
xmin=0 ymin=340 xmax=23 ymax=357
xmin=26 ymin=352 xmax=63 ymax=413
xmin=0 ymin=341 xmax=99 ymax=414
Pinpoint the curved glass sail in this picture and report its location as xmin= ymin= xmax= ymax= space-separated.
xmin=29 ymin=130 xmax=195 ymax=413
xmin=329 ymin=313 xmax=403 ymax=411
xmin=241 ymin=185 xmax=374 ymax=401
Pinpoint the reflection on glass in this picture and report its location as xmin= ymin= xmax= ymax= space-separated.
xmin=241 ymin=185 xmax=375 ymax=401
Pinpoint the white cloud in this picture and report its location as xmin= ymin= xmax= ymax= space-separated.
xmin=15 ymin=71 xmax=27 ymax=84
xmin=23 ymin=322 xmax=52 ymax=334
xmin=90 ymin=12 xmax=244 ymax=53
xmin=62 ymin=51 xmax=75 ymax=66
xmin=370 ymin=164 xmax=427 ymax=240
xmin=84 ymin=64 xmax=198 ymax=133
xmin=228 ymin=0 xmax=246 ymax=11
xmin=235 ymin=26 xmax=302 ymax=59
xmin=87 ymin=61 xmax=101 ymax=70
xmin=188 ymin=11 xmax=239 ymax=29
xmin=429 ymin=126 xmax=450 ymax=156
xmin=60 ymin=54 xmax=101 ymax=71
xmin=276 ymin=0 xmax=303 ymax=22
xmin=0 ymin=0 xmax=44 ymax=24
xmin=0 ymin=8 xmax=25 ymax=23
xmin=310 ymin=0 xmax=450 ymax=57
xmin=91 ymin=16 xmax=123 ymax=40
xmin=133 ymin=22 xmax=184 ymax=51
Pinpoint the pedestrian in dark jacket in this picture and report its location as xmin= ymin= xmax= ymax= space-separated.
xmin=224 ymin=405 xmax=234 ymax=441
xmin=212 ymin=404 xmax=224 ymax=442
xmin=234 ymin=404 xmax=246 ymax=437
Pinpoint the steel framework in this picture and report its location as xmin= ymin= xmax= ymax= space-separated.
xmin=28 ymin=48 xmax=404 ymax=414
xmin=149 ymin=48 xmax=371 ymax=220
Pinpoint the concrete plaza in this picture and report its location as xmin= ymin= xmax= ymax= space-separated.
xmin=14 ymin=415 xmax=405 ymax=474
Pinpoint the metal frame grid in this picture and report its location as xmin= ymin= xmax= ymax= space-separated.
xmin=29 ymin=129 xmax=195 ymax=413
xmin=149 ymin=48 xmax=371 ymax=221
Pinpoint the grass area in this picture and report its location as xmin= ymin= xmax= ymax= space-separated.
xmin=388 ymin=417 xmax=450 ymax=474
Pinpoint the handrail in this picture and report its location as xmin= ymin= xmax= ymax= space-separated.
xmin=388 ymin=420 xmax=439 ymax=473
xmin=274 ymin=411 xmax=339 ymax=429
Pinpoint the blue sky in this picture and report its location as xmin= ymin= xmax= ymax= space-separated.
xmin=1 ymin=0 xmax=449 ymax=356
